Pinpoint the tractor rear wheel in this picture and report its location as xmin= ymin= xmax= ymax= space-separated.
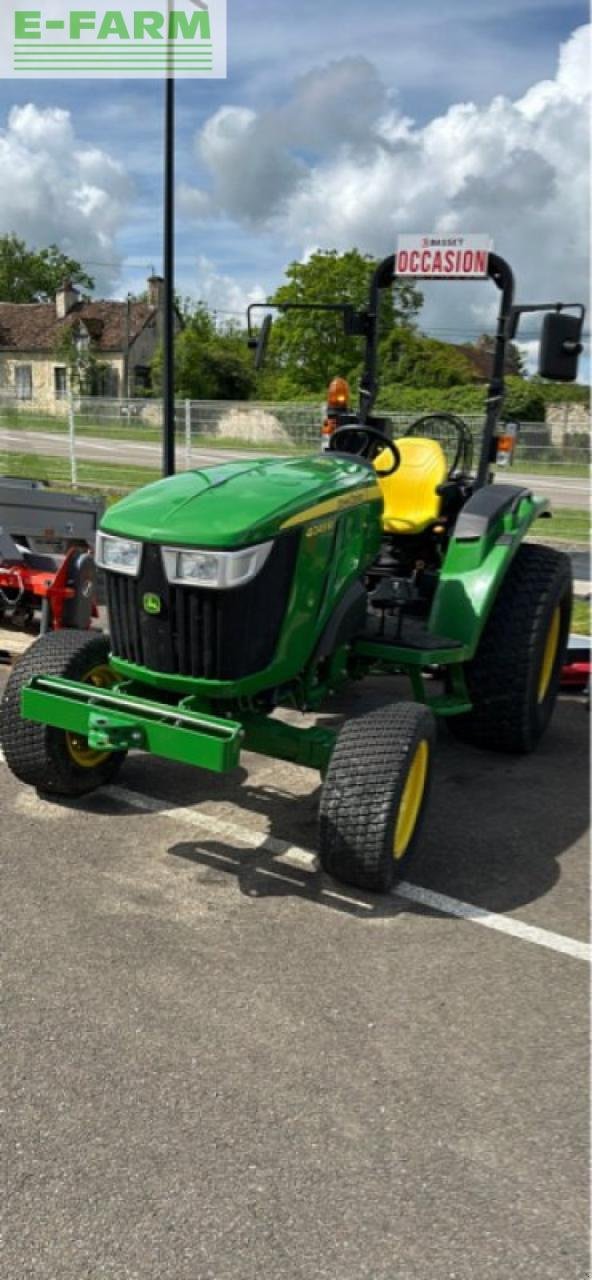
xmin=0 ymin=630 xmax=126 ymax=796
xmin=319 ymin=701 xmax=436 ymax=893
xmin=449 ymin=543 xmax=572 ymax=754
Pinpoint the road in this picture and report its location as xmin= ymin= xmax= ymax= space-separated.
xmin=0 ymin=427 xmax=588 ymax=508
xmin=1 ymin=661 xmax=589 ymax=1280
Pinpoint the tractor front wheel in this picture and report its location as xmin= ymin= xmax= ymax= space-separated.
xmin=0 ymin=630 xmax=126 ymax=796
xmin=319 ymin=702 xmax=436 ymax=893
xmin=449 ymin=543 xmax=572 ymax=754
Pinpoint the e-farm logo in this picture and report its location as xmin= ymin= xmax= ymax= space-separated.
xmin=1 ymin=1 xmax=227 ymax=79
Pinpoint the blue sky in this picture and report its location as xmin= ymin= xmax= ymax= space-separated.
xmin=0 ymin=0 xmax=588 ymax=352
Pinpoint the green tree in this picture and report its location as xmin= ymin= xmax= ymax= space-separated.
xmin=472 ymin=333 xmax=526 ymax=376
xmin=264 ymin=250 xmax=422 ymax=397
xmin=0 ymin=233 xmax=94 ymax=302
xmin=503 ymin=377 xmax=546 ymax=422
xmin=54 ymin=326 xmax=111 ymax=395
xmin=379 ymin=327 xmax=477 ymax=390
xmin=152 ymin=306 xmax=255 ymax=401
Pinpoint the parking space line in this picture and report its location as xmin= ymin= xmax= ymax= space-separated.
xmin=0 ymin=753 xmax=588 ymax=961
xmin=393 ymin=882 xmax=591 ymax=963
xmin=108 ymin=784 xmax=591 ymax=961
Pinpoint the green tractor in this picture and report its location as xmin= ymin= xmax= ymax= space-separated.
xmin=0 ymin=248 xmax=585 ymax=892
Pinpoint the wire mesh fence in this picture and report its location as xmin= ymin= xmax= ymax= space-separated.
xmin=0 ymin=394 xmax=589 ymax=492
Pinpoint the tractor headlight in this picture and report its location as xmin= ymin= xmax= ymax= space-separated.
xmin=96 ymin=533 xmax=142 ymax=577
xmin=161 ymin=541 xmax=274 ymax=590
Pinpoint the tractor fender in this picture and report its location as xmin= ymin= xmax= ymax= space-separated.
xmin=312 ymin=579 xmax=368 ymax=663
xmin=61 ymin=551 xmax=97 ymax=630
xmin=429 ymin=486 xmax=550 ymax=659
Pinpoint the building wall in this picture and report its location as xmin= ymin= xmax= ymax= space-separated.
xmin=0 ymin=352 xmax=126 ymax=411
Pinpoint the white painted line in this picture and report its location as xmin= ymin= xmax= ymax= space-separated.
xmin=394 ymin=882 xmax=591 ymax=963
xmin=107 ymin=784 xmax=590 ymax=959
xmin=0 ymin=753 xmax=587 ymax=960
xmin=106 ymin=784 xmax=315 ymax=862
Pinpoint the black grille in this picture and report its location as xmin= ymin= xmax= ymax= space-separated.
xmin=105 ymin=533 xmax=300 ymax=680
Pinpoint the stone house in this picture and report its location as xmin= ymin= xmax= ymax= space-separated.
xmin=0 ymin=276 xmax=176 ymax=410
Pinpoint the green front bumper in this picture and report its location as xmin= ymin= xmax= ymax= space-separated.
xmin=21 ymin=676 xmax=337 ymax=775
xmin=22 ymin=677 xmax=244 ymax=773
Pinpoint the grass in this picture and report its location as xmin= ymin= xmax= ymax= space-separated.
xmin=509 ymin=460 xmax=589 ymax=478
xmin=0 ymin=450 xmax=159 ymax=494
xmin=1 ymin=414 xmax=589 ymax=474
xmin=571 ymin=600 xmax=591 ymax=636
xmin=530 ymin=507 xmax=589 ymax=544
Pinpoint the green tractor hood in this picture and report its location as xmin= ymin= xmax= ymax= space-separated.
xmin=101 ymin=455 xmax=381 ymax=548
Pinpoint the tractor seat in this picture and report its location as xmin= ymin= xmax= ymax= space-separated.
xmin=374 ymin=437 xmax=448 ymax=535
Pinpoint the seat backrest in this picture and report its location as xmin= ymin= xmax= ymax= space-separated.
xmin=375 ymin=437 xmax=448 ymax=535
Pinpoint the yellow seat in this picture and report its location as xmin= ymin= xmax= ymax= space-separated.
xmin=374 ymin=437 xmax=448 ymax=535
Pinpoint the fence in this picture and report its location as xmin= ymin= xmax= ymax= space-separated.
xmin=0 ymin=394 xmax=589 ymax=491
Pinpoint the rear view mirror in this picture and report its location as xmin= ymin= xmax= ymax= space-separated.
xmin=539 ymin=311 xmax=584 ymax=382
xmin=253 ymin=314 xmax=273 ymax=371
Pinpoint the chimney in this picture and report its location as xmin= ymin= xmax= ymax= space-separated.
xmin=147 ymin=275 xmax=165 ymax=310
xmin=56 ymin=281 xmax=80 ymax=320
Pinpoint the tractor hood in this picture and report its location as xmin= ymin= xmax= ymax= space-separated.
xmin=101 ymin=455 xmax=382 ymax=549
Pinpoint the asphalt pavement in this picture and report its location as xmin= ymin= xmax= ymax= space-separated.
xmin=0 ymin=427 xmax=588 ymax=508
xmin=1 ymin=665 xmax=589 ymax=1280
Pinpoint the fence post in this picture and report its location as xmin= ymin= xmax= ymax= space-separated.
xmin=185 ymin=399 xmax=192 ymax=471
xmin=68 ymin=391 xmax=78 ymax=488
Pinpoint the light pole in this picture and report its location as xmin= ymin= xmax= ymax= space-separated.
xmin=162 ymin=70 xmax=176 ymax=477
xmin=162 ymin=0 xmax=207 ymax=481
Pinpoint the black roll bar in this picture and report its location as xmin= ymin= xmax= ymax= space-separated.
xmin=247 ymin=252 xmax=583 ymax=491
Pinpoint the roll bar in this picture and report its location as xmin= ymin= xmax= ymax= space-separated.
xmin=247 ymin=253 xmax=585 ymax=490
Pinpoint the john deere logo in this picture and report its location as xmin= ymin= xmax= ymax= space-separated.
xmin=143 ymin=593 xmax=162 ymax=616
xmin=2 ymin=1 xmax=227 ymax=79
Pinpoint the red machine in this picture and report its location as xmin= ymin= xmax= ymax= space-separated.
xmin=561 ymin=633 xmax=591 ymax=693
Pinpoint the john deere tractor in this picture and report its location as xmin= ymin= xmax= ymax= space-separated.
xmin=0 ymin=246 xmax=585 ymax=892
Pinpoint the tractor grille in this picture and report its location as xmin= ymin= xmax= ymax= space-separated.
xmin=105 ymin=533 xmax=300 ymax=681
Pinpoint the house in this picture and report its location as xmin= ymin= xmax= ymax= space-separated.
xmin=0 ymin=276 xmax=175 ymax=409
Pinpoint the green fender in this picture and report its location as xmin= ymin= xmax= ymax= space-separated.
xmin=429 ymin=491 xmax=550 ymax=661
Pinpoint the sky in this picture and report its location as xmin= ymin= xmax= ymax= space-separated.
xmin=0 ymin=0 xmax=589 ymax=358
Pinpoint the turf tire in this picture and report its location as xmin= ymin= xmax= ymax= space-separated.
xmin=449 ymin=543 xmax=572 ymax=754
xmin=0 ymin=630 xmax=126 ymax=796
xmin=319 ymin=701 xmax=436 ymax=893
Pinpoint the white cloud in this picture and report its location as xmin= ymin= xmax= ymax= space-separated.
xmin=184 ymin=25 xmax=590 ymax=338
xmin=188 ymin=255 xmax=266 ymax=322
xmin=0 ymin=104 xmax=133 ymax=293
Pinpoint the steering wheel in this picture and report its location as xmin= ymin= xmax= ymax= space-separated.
xmin=404 ymin=413 xmax=472 ymax=476
xmin=328 ymin=425 xmax=401 ymax=477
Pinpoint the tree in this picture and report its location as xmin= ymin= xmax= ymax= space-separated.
xmin=151 ymin=306 xmax=256 ymax=401
xmin=264 ymin=250 xmax=422 ymax=396
xmin=54 ymin=326 xmax=111 ymax=396
xmin=0 ymin=233 xmax=94 ymax=302
xmin=503 ymin=377 xmax=546 ymax=422
xmin=379 ymin=327 xmax=477 ymax=391
xmin=474 ymin=333 xmax=526 ymax=376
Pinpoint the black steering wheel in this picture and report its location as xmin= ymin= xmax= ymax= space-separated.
xmin=328 ymin=425 xmax=401 ymax=477
xmin=404 ymin=413 xmax=472 ymax=477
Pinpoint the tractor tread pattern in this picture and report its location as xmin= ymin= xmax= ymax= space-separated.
xmin=450 ymin=543 xmax=572 ymax=753
xmin=0 ymin=629 xmax=125 ymax=795
xmin=319 ymin=701 xmax=436 ymax=893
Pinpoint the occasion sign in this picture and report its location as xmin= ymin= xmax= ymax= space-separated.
xmin=396 ymin=235 xmax=492 ymax=278
xmin=0 ymin=1 xmax=227 ymax=78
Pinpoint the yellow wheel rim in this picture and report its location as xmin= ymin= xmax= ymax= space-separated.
xmin=537 ymin=607 xmax=561 ymax=705
xmin=66 ymin=664 xmax=117 ymax=769
xmin=394 ymin=740 xmax=429 ymax=861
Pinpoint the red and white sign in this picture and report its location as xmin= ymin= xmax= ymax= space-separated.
xmin=396 ymin=234 xmax=492 ymax=278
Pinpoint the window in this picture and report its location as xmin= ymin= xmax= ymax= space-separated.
xmin=54 ymin=366 xmax=68 ymax=399
xmin=134 ymin=365 xmax=152 ymax=394
xmin=15 ymin=364 xmax=32 ymax=401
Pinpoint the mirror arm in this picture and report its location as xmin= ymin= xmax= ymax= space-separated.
xmin=509 ymin=301 xmax=585 ymax=340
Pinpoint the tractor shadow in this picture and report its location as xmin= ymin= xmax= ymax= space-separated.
xmin=165 ymin=684 xmax=589 ymax=921
xmin=77 ymin=677 xmax=589 ymax=922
